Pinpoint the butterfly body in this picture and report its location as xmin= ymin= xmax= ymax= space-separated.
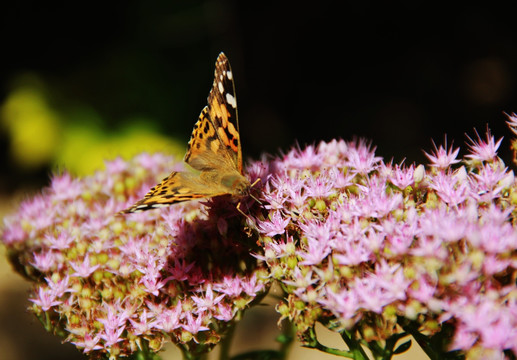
xmin=121 ymin=53 xmax=249 ymax=213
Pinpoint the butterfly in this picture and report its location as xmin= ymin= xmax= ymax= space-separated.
xmin=120 ymin=52 xmax=251 ymax=213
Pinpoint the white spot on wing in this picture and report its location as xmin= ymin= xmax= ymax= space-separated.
xmin=226 ymin=93 xmax=237 ymax=108
xmin=226 ymin=70 xmax=233 ymax=80
xmin=150 ymin=204 xmax=169 ymax=208
xmin=218 ymin=82 xmax=224 ymax=93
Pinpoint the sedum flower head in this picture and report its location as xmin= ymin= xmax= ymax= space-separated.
xmin=253 ymin=133 xmax=517 ymax=358
xmin=2 ymin=153 xmax=269 ymax=359
xmin=2 ymin=123 xmax=517 ymax=359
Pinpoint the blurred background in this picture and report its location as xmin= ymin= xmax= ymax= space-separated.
xmin=1 ymin=1 xmax=517 ymax=359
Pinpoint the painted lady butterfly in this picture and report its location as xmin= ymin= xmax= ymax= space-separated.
xmin=120 ymin=53 xmax=250 ymax=213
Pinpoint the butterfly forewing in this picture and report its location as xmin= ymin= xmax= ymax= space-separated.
xmin=120 ymin=52 xmax=250 ymax=214
xmin=184 ymin=107 xmax=233 ymax=172
xmin=185 ymin=53 xmax=242 ymax=173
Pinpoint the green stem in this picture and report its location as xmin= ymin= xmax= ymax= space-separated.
xmin=219 ymin=322 xmax=237 ymax=360
xmin=178 ymin=344 xmax=207 ymax=360
xmin=368 ymin=332 xmax=408 ymax=360
xmin=138 ymin=340 xmax=151 ymax=360
xmin=340 ymin=330 xmax=370 ymax=360
xmin=382 ymin=334 xmax=401 ymax=360
xmin=35 ymin=311 xmax=52 ymax=333
xmin=277 ymin=320 xmax=295 ymax=359
xmin=397 ymin=319 xmax=441 ymax=360
xmin=105 ymin=338 xmax=163 ymax=360
xmin=46 ymin=311 xmax=53 ymax=332
xmin=302 ymin=326 xmax=357 ymax=358
xmin=403 ymin=329 xmax=436 ymax=359
xmin=366 ymin=340 xmax=387 ymax=360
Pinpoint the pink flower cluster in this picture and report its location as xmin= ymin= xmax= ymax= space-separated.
xmin=254 ymin=132 xmax=517 ymax=358
xmin=2 ymin=153 xmax=269 ymax=358
xmin=2 ymin=124 xmax=517 ymax=359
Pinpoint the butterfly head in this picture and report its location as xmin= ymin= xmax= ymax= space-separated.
xmin=222 ymin=173 xmax=251 ymax=196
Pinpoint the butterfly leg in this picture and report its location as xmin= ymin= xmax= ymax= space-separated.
xmin=236 ymin=201 xmax=259 ymax=227
xmin=236 ymin=201 xmax=247 ymax=217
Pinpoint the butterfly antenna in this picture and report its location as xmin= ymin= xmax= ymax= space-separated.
xmin=250 ymin=178 xmax=262 ymax=188
xmin=249 ymin=178 xmax=262 ymax=204
xmin=249 ymin=192 xmax=262 ymax=205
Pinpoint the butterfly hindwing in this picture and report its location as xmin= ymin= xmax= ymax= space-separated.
xmin=185 ymin=106 xmax=231 ymax=172
xmin=121 ymin=172 xmax=227 ymax=212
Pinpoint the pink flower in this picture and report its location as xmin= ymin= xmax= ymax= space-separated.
xmin=319 ymin=286 xmax=360 ymax=321
xmin=70 ymin=254 xmax=100 ymax=278
xmin=155 ymin=302 xmax=182 ymax=332
xmin=449 ymin=326 xmax=478 ymax=351
xmin=29 ymin=287 xmax=63 ymax=311
xmin=297 ymin=235 xmax=331 ymax=265
xmin=1 ymin=143 xmax=270 ymax=359
xmin=50 ymin=172 xmax=83 ymax=201
xmin=466 ymin=129 xmax=502 ymax=162
xmin=2 ymin=125 xmax=516 ymax=359
xmin=135 ymin=153 xmax=172 ymax=171
xmin=31 ymin=250 xmax=59 ymax=272
xmin=129 ymin=310 xmax=156 ymax=335
xmin=305 ymin=172 xmax=334 ymax=198
xmin=165 ymin=259 xmax=196 ymax=282
xmin=408 ymin=277 xmax=437 ymax=303
xmin=256 ymin=211 xmax=289 ymax=236
xmin=45 ymin=275 xmax=73 ymax=298
xmin=280 ymin=144 xmax=323 ymax=171
xmin=345 ymin=139 xmax=382 ymax=174
xmin=424 ymin=138 xmax=460 ymax=169
xmin=140 ymin=273 xmax=167 ymax=296
xmin=181 ymin=313 xmax=209 ymax=335
xmin=105 ymin=156 xmax=128 ymax=174
xmin=99 ymin=324 xmax=125 ymax=347
xmin=1 ymin=220 xmax=25 ymax=244
xmin=428 ymin=171 xmax=469 ymax=206
xmin=282 ymin=268 xmax=317 ymax=289
xmin=241 ymin=274 xmax=265 ymax=297
xmin=191 ymin=284 xmax=225 ymax=313
xmin=389 ymin=163 xmax=416 ymax=189
xmin=48 ymin=232 xmax=74 ymax=250
xmin=71 ymin=333 xmax=103 ymax=353
xmin=213 ymin=303 xmax=235 ymax=321
xmin=212 ymin=276 xmax=243 ymax=297
xmin=505 ymin=112 xmax=517 ymax=135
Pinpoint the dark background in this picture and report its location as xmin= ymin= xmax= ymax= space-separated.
xmin=2 ymin=1 xmax=517 ymax=192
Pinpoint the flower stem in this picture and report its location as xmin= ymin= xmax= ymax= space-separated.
xmin=366 ymin=332 xmax=410 ymax=360
xmin=178 ymin=344 xmax=208 ymax=360
xmin=219 ymin=322 xmax=236 ymax=360
xmin=302 ymin=326 xmax=360 ymax=359
xmin=277 ymin=320 xmax=295 ymax=359
xmin=133 ymin=340 xmax=163 ymax=360
xmin=397 ymin=318 xmax=444 ymax=360
xmin=340 ymin=330 xmax=370 ymax=360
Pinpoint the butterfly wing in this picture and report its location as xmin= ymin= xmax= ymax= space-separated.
xmin=120 ymin=53 xmax=246 ymax=214
xmin=119 ymin=171 xmax=228 ymax=213
xmin=185 ymin=53 xmax=242 ymax=174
